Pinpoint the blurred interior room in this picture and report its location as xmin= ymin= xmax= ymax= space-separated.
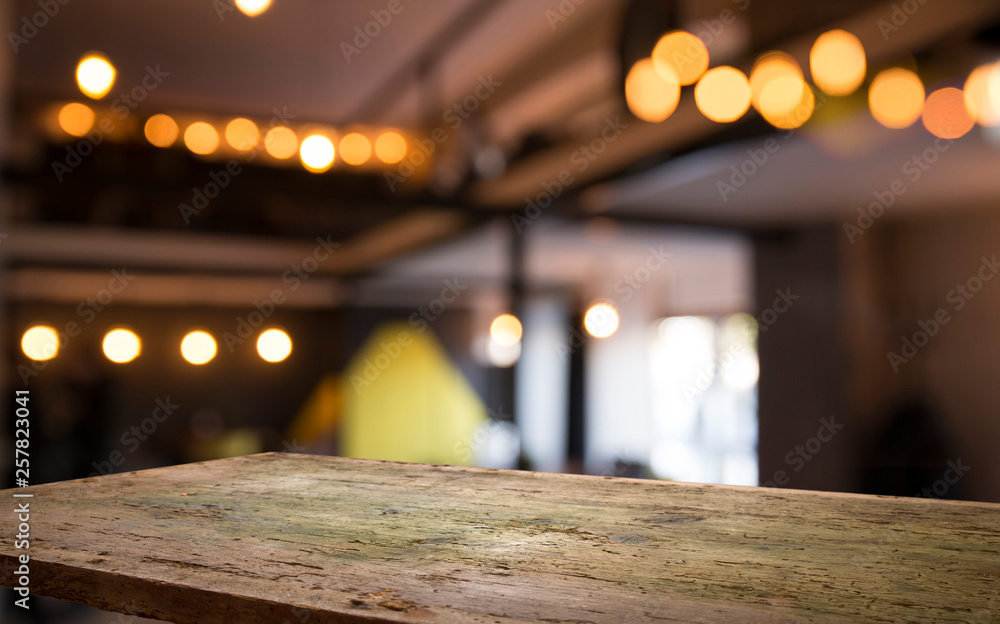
xmin=3 ymin=0 xmax=1000 ymax=597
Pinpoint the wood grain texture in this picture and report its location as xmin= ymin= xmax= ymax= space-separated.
xmin=2 ymin=452 xmax=999 ymax=623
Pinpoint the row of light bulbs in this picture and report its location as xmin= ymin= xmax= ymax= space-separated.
xmin=626 ymin=27 xmax=1000 ymax=140
xmin=65 ymin=53 xmax=411 ymax=173
xmin=20 ymin=325 xmax=293 ymax=365
xmin=21 ymin=306 xmax=618 ymax=370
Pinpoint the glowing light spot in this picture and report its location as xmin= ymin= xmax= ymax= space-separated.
xmin=300 ymin=134 xmax=335 ymax=172
xmin=921 ymin=87 xmax=975 ymax=139
xmin=374 ymin=131 xmax=407 ymax=164
xmin=490 ymin=314 xmax=523 ymax=347
xmin=144 ymin=114 xmax=179 ymax=147
xmin=257 ymin=328 xmax=292 ymax=363
xmin=584 ymin=303 xmax=619 ymax=339
xmin=759 ymin=75 xmax=815 ymax=129
xmin=809 ymin=29 xmax=866 ymax=96
xmin=103 ymin=329 xmax=141 ymax=364
xmin=625 ymin=58 xmax=680 ymax=123
xmin=869 ymin=68 xmax=925 ymax=129
xmin=58 ymin=102 xmax=95 ymax=137
xmin=964 ymin=62 xmax=1000 ymax=127
xmin=225 ymin=118 xmax=260 ymax=151
xmin=235 ymin=0 xmax=271 ymax=17
xmin=652 ymin=31 xmax=709 ymax=86
xmin=750 ymin=51 xmax=802 ymax=111
xmin=184 ymin=122 xmax=220 ymax=155
xmin=21 ymin=325 xmax=59 ymax=361
xmin=264 ymin=126 xmax=297 ymax=159
xmin=76 ymin=54 xmax=116 ymax=99
xmin=339 ymin=133 xmax=372 ymax=165
xmin=181 ymin=331 xmax=217 ymax=365
xmin=695 ymin=66 xmax=751 ymax=123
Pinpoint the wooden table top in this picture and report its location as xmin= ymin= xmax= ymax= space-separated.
xmin=2 ymin=452 xmax=999 ymax=623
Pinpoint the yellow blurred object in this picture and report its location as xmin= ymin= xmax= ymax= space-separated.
xmin=339 ymin=133 xmax=372 ymax=165
xmin=288 ymin=373 xmax=346 ymax=447
xmin=225 ymin=118 xmax=260 ymax=151
xmin=342 ymin=323 xmax=486 ymax=465
xmin=76 ymin=54 xmax=116 ymax=99
xmin=184 ymin=122 xmax=220 ymax=155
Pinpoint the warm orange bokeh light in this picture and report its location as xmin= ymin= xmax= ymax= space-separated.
xmin=652 ymin=30 xmax=709 ymax=86
xmin=869 ymin=68 xmax=925 ymax=129
xmin=58 ymin=102 xmax=95 ymax=137
xmin=921 ymin=87 xmax=975 ymax=139
xmin=695 ymin=66 xmax=751 ymax=123
xmin=183 ymin=122 xmax=220 ymax=155
xmin=145 ymin=114 xmax=180 ymax=147
xmin=225 ymin=118 xmax=260 ymax=151
xmin=809 ymin=29 xmax=866 ymax=96
xmin=750 ymin=52 xmax=802 ymax=111
xmin=625 ymin=58 xmax=680 ymax=123
xmin=339 ymin=133 xmax=372 ymax=165
xmin=374 ymin=132 xmax=407 ymax=164
xmin=964 ymin=62 xmax=1000 ymax=127
xmin=264 ymin=126 xmax=298 ymax=159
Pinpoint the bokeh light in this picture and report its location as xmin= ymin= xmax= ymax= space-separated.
xmin=103 ymin=329 xmax=141 ymax=364
xmin=374 ymin=131 xmax=407 ymax=164
xmin=235 ymin=0 xmax=271 ymax=17
xmin=300 ymin=134 xmax=336 ymax=172
xmin=695 ymin=66 xmax=751 ymax=123
xmin=339 ymin=133 xmax=372 ymax=165
xmin=759 ymin=76 xmax=815 ymax=129
xmin=76 ymin=54 xmax=116 ymax=99
xmin=183 ymin=122 xmax=220 ymax=155
xmin=181 ymin=331 xmax=217 ymax=365
xmin=584 ymin=303 xmax=620 ymax=339
xmin=921 ymin=87 xmax=975 ymax=139
xmin=490 ymin=314 xmax=523 ymax=347
xmin=625 ymin=58 xmax=680 ymax=123
xmin=964 ymin=62 xmax=1000 ymax=127
xmin=225 ymin=118 xmax=260 ymax=151
xmin=21 ymin=325 xmax=59 ymax=361
xmin=57 ymin=102 xmax=95 ymax=137
xmin=264 ymin=126 xmax=298 ymax=159
xmin=144 ymin=114 xmax=179 ymax=147
xmin=652 ymin=30 xmax=709 ymax=86
xmin=257 ymin=328 xmax=292 ymax=363
xmin=809 ymin=29 xmax=866 ymax=96
xmin=750 ymin=52 xmax=802 ymax=110
xmin=869 ymin=68 xmax=925 ymax=129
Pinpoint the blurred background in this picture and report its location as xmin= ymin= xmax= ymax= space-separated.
xmin=3 ymin=0 xmax=1000 ymax=617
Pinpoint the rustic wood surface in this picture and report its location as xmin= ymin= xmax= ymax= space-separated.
xmin=2 ymin=452 xmax=999 ymax=623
